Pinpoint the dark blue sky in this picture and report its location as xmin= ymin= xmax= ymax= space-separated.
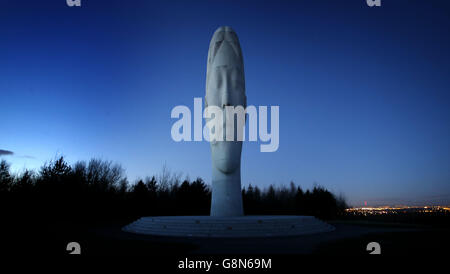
xmin=1 ymin=0 xmax=449 ymax=206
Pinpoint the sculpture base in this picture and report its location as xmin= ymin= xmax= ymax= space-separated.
xmin=122 ymin=215 xmax=334 ymax=238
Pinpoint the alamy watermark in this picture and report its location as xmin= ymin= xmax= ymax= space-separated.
xmin=66 ymin=0 xmax=81 ymax=7
xmin=66 ymin=0 xmax=380 ymax=8
xmin=366 ymin=0 xmax=381 ymax=7
xmin=66 ymin=242 xmax=81 ymax=254
xmin=170 ymin=98 xmax=279 ymax=152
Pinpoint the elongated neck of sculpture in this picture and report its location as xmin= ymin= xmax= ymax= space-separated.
xmin=210 ymin=165 xmax=244 ymax=217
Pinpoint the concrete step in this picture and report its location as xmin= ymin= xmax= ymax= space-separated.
xmin=122 ymin=215 xmax=334 ymax=238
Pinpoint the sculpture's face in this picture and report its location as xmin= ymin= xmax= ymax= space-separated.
xmin=206 ymin=26 xmax=246 ymax=174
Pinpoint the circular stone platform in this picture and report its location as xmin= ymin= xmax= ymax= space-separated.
xmin=122 ymin=216 xmax=335 ymax=238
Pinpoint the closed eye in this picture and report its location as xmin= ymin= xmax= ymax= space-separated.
xmin=213 ymin=41 xmax=223 ymax=58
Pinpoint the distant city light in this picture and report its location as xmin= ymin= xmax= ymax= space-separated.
xmin=345 ymin=205 xmax=450 ymax=216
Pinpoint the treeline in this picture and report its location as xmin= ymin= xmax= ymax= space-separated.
xmin=243 ymin=183 xmax=347 ymax=219
xmin=0 ymin=157 xmax=347 ymax=222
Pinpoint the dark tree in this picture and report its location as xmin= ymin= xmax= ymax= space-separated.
xmin=0 ymin=160 xmax=12 ymax=193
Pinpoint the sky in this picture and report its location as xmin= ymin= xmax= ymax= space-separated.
xmin=1 ymin=0 xmax=449 ymax=206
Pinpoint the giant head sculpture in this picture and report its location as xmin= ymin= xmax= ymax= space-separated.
xmin=206 ymin=26 xmax=246 ymax=216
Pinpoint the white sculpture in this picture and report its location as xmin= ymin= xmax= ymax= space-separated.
xmin=122 ymin=26 xmax=335 ymax=238
xmin=206 ymin=26 xmax=246 ymax=216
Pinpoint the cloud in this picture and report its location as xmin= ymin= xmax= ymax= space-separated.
xmin=0 ymin=150 xmax=35 ymax=159
xmin=0 ymin=149 xmax=14 ymax=156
